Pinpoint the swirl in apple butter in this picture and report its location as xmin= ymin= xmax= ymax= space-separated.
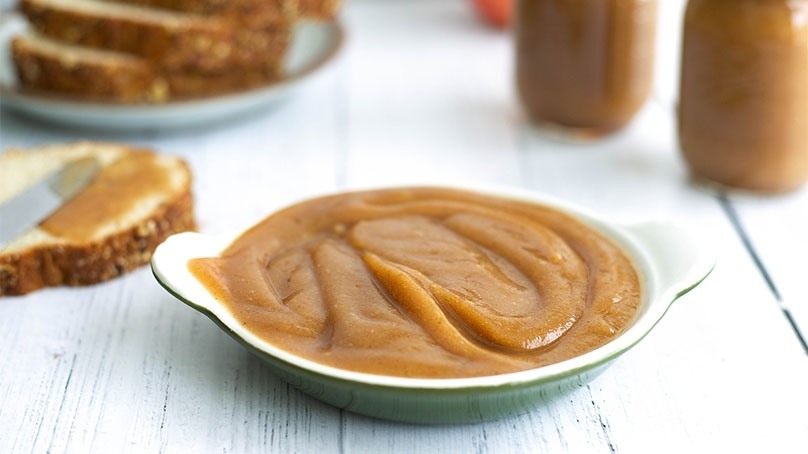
xmin=189 ymin=188 xmax=641 ymax=378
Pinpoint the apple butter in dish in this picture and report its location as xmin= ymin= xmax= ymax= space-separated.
xmin=189 ymin=187 xmax=641 ymax=378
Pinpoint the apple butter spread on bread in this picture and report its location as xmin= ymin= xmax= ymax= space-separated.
xmin=0 ymin=141 xmax=196 ymax=296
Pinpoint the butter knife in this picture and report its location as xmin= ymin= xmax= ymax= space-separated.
xmin=0 ymin=156 xmax=100 ymax=248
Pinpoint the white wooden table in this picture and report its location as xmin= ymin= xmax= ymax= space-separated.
xmin=1 ymin=1 xmax=807 ymax=452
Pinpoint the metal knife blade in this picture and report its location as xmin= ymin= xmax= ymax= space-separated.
xmin=0 ymin=157 xmax=100 ymax=248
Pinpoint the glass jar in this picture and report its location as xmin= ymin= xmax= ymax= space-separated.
xmin=515 ymin=0 xmax=658 ymax=139
xmin=678 ymin=0 xmax=808 ymax=193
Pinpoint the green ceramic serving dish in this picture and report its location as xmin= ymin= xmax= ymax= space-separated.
xmin=151 ymin=185 xmax=714 ymax=424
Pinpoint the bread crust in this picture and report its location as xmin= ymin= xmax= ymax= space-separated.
xmin=0 ymin=143 xmax=196 ymax=297
xmin=165 ymin=65 xmax=283 ymax=99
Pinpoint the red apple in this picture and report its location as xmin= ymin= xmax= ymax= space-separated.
xmin=471 ymin=0 xmax=512 ymax=29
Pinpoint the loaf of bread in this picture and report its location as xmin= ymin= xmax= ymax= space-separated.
xmin=0 ymin=142 xmax=196 ymax=296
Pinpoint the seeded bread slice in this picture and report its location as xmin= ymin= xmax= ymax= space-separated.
xmin=11 ymin=31 xmax=283 ymax=102
xmin=0 ymin=142 xmax=196 ymax=296
xmin=11 ymin=32 xmax=169 ymax=103
xmin=20 ymin=0 xmax=292 ymax=74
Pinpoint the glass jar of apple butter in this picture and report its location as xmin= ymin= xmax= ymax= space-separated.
xmin=515 ymin=0 xmax=658 ymax=139
xmin=678 ymin=0 xmax=808 ymax=193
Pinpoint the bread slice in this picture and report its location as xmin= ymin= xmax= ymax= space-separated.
xmin=12 ymin=32 xmax=169 ymax=103
xmin=11 ymin=31 xmax=282 ymax=102
xmin=20 ymin=0 xmax=293 ymax=74
xmin=0 ymin=142 xmax=196 ymax=296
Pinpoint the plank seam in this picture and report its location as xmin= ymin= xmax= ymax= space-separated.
xmin=718 ymin=193 xmax=808 ymax=355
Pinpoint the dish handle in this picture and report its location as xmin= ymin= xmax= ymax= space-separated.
xmin=623 ymin=221 xmax=716 ymax=301
xmin=151 ymin=231 xmax=235 ymax=314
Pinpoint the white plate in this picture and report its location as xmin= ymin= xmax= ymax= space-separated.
xmin=0 ymin=14 xmax=344 ymax=131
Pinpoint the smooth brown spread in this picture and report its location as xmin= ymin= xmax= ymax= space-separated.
xmin=515 ymin=0 xmax=657 ymax=137
xmin=42 ymin=151 xmax=171 ymax=240
xmin=678 ymin=0 xmax=808 ymax=193
xmin=189 ymin=188 xmax=641 ymax=378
